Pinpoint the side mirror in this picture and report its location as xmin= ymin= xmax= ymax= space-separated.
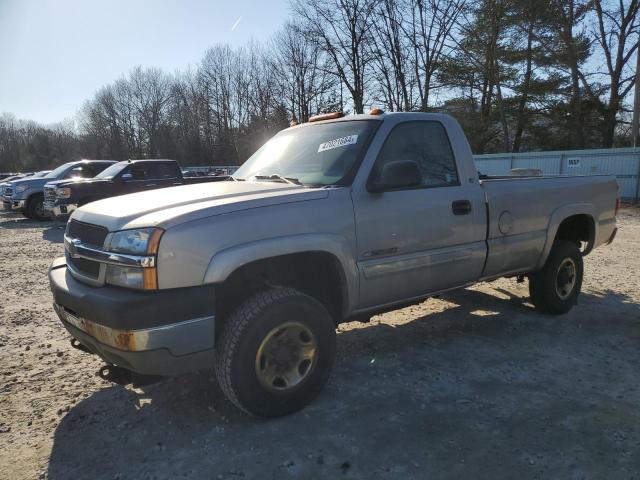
xmin=121 ymin=173 xmax=133 ymax=181
xmin=368 ymin=160 xmax=422 ymax=193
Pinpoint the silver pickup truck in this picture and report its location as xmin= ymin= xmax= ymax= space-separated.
xmin=49 ymin=112 xmax=618 ymax=417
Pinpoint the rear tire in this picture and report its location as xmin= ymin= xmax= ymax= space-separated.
xmin=529 ymin=240 xmax=583 ymax=315
xmin=26 ymin=194 xmax=49 ymax=221
xmin=214 ymin=287 xmax=336 ymax=417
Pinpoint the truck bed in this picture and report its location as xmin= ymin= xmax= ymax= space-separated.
xmin=479 ymin=174 xmax=618 ymax=279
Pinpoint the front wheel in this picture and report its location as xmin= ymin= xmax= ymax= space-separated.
xmin=529 ymin=240 xmax=583 ymax=315
xmin=214 ymin=287 xmax=336 ymax=417
xmin=26 ymin=194 xmax=49 ymax=221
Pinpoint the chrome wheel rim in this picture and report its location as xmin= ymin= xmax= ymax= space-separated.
xmin=556 ymin=258 xmax=577 ymax=300
xmin=255 ymin=322 xmax=317 ymax=392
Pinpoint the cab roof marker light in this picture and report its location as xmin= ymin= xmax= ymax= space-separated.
xmin=308 ymin=112 xmax=344 ymax=122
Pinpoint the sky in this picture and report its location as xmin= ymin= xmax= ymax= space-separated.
xmin=0 ymin=0 xmax=289 ymax=125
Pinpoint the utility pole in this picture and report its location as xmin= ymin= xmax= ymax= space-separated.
xmin=633 ymin=36 xmax=640 ymax=147
xmin=635 ymin=37 xmax=640 ymax=201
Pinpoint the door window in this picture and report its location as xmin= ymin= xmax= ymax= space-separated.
xmin=129 ymin=164 xmax=151 ymax=181
xmin=65 ymin=166 xmax=94 ymax=179
xmin=372 ymin=121 xmax=459 ymax=188
xmin=93 ymin=163 xmax=114 ymax=175
xmin=149 ymin=163 xmax=180 ymax=180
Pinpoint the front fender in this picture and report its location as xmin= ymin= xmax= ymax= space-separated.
xmin=17 ymin=187 xmax=44 ymax=201
xmin=203 ymin=233 xmax=359 ymax=313
xmin=536 ymin=203 xmax=596 ymax=270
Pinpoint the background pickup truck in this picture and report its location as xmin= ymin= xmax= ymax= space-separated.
xmin=3 ymin=160 xmax=116 ymax=220
xmin=44 ymin=159 xmax=229 ymax=218
xmin=49 ymin=111 xmax=618 ymax=417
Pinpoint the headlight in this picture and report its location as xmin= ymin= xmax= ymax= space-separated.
xmin=15 ymin=185 xmax=27 ymax=193
xmin=108 ymin=228 xmax=163 ymax=255
xmin=56 ymin=188 xmax=71 ymax=198
xmin=105 ymin=228 xmax=163 ymax=290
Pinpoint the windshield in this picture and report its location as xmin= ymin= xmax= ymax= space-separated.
xmin=95 ymin=162 xmax=127 ymax=179
xmin=233 ymin=120 xmax=378 ymax=186
xmin=44 ymin=162 xmax=74 ymax=179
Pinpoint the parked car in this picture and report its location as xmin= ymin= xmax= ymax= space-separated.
xmin=0 ymin=173 xmax=20 ymax=181
xmin=0 ymin=173 xmax=31 ymax=198
xmin=44 ymin=159 xmax=229 ymax=219
xmin=49 ymin=111 xmax=618 ymax=417
xmin=3 ymin=161 xmax=116 ymax=220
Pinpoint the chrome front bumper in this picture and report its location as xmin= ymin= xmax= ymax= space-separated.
xmin=44 ymin=202 xmax=77 ymax=217
xmin=2 ymin=199 xmax=25 ymax=211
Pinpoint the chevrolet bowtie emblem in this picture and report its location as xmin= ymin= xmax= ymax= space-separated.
xmin=68 ymin=238 xmax=81 ymax=257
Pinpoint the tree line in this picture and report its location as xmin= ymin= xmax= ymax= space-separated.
xmin=1 ymin=0 xmax=638 ymax=172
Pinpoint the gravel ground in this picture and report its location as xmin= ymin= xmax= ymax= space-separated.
xmin=0 ymin=207 xmax=639 ymax=480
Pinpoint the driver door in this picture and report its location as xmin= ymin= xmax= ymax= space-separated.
xmin=352 ymin=120 xmax=486 ymax=308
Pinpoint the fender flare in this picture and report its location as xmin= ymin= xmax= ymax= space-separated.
xmin=536 ymin=203 xmax=596 ymax=270
xmin=203 ymin=233 xmax=359 ymax=314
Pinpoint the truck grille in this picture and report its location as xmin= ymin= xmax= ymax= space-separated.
xmin=44 ymin=186 xmax=57 ymax=204
xmin=66 ymin=220 xmax=109 ymax=280
xmin=67 ymin=254 xmax=101 ymax=278
xmin=67 ymin=220 xmax=108 ymax=247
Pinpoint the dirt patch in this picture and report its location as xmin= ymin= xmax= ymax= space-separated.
xmin=1 ymin=209 xmax=639 ymax=479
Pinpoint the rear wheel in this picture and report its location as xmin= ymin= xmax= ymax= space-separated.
xmin=26 ymin=194 xmax=49 ymax=221
xmin=529 ymin=240 xmax=583 ymax=315
xmin=214 ymin=287 xmax=336 ymax=417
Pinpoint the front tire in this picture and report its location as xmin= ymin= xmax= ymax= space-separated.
xmin=214 ymin=287 xmax=336 ymax=417
xmin=26 ymin=194 xmax=49 ymax=221
xmin=529 ymin=240 xmax=583 ymax=315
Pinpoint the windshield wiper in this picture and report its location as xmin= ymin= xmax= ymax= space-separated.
xmin=251 ymin=174 xmax=304 ymax=185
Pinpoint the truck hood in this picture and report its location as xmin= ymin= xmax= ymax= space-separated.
xmin=8 ymin=177 xmax=50 ymax=189
xmin=72 ymin=181 xmax=329 ymax=231
xmin=45 ymin=177 xmax=110 ymax=188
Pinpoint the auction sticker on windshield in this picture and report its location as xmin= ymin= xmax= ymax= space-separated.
xmin=318 ymin=135 xmax=358 ymax=153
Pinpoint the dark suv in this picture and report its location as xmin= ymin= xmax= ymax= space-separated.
xmin=44 ymin=159 xmax=227 ymax=218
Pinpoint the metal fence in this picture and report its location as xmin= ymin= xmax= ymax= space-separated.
xmin=474 ymin=147 xmax=640 ymax=200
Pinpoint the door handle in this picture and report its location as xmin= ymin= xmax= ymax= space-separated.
xmin=452 ymin=200 xmax=472 ymax=215
xmin=145 ymin=183 xmax=157 ymax=187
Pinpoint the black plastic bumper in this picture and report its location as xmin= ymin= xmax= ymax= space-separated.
xmin=48 ymin=258 xmax=217 ymax=376
xmin=49 ymin=258 xmax=216 ymax=330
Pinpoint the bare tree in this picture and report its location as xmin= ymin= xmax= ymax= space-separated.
xmin=587 ymin=0 xmax=640 ymax=147
xmin=294 ymin=0 xmax=378 ymax=113
xmin=273 ymin=22 xmax=337 ymax=121
xmin=409 ymin=0 xmax=466 ymax=111
xmin=369 ymin=0 xmax=415 ymax=111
